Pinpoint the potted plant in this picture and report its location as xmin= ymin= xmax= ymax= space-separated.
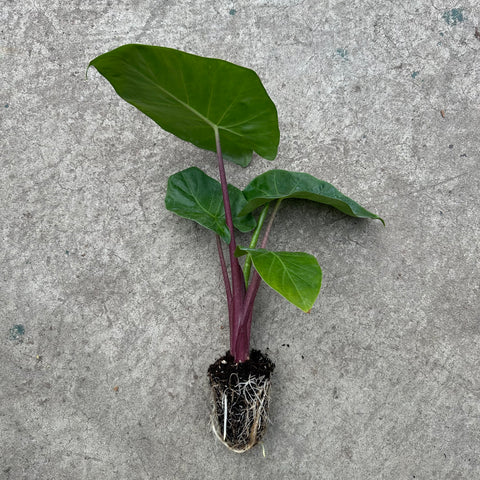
xmin=88 ymin=44 xmax=383 ymax=452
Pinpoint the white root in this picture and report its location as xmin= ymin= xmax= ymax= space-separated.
xmin=223 ymin=393 xmax=227 ymax=441
xmin=210 ymin=373 xmax=272 ymax=453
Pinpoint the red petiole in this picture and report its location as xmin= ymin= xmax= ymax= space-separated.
xmin=214 ymin=129 xmax=280 ymax=363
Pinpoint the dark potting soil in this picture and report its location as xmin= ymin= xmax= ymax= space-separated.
xmin=207 ymin=349 xmax=275 ymax=382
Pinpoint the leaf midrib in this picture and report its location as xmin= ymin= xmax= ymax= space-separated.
xmin=181 ymin=174 xmax=223 ymax=222
xmin=133 ymin=62 xmax=248 ymax=139
xmin=254 ymin=251 xmax=313 ymax=310
xmin=268 ymin=252 xmax=309 ymax=308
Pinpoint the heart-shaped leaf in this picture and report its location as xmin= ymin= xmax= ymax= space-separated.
xmin=241 ymin=169 xmax=384 ymax=224
xmin=89 ymin=44 xmax=279 ymax=166
xmin=235 ymin=247 xmax=322 ymax=312
xmin=165 ymin=167 xmax=256 ymax=242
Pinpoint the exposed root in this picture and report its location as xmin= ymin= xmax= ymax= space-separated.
xmin=208 ymin=350 xmax=275 ymax=452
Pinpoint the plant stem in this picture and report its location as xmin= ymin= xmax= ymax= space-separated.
xmin=260 ymin=199 xmax=282 ymax=248
xmin=214 ymin=128 xmax=245 ymax=361
xmin=233 ymin=199 xmax=284 ymax=362
xmin=242 ymin=199 xmax=283 ymax=321
xmin=234 ymin=199 xmax=283 ymax=360
xmin=243 ymin=203 xmax=270 ymax=288
xmin=216 ymin=234 xmax=234 ymax=353
xmin=216 ymin=234 xmax=232 ymax=306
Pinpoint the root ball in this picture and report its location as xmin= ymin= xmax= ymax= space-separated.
xmin=207 ymin=350 xmax=275 ymax=452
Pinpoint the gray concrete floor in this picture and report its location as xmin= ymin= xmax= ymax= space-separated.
xmin=2 ymin=1 xmax=480 ymax=479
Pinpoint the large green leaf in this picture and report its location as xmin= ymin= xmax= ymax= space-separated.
xmin=165 ymin=167 xmax=256 ymax=242
xmin=235 ymin=247 xmax=322 ymax=312
xmin=89 ymin=44 xmax=279 ymax=166
xmin=241 ymin=169 xmax=384 ymax=224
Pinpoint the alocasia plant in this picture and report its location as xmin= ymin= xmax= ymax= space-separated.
xmin=89 ymin=44 xmax=383 ymax=452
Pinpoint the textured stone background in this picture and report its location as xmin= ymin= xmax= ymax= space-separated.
xmin=1 ymin=1 xmax=479 ymax=478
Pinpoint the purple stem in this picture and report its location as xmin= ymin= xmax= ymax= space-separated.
xmin=216 ymin=234 xmax=233 ymax=349
xmin=214 ymin=129 xmax=245 ymax=361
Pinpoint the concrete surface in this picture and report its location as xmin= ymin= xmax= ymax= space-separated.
xmin=1 ymin=1 xmax=479 ymax=478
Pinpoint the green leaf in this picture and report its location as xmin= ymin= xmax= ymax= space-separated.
xmin=241 ymin=169 xmax=384 ymax=224
xmin=89 ymin=44 xmax=279 ymax=166
xmin=235 ymin=247 xmax=322 ymax=312
xmin=165 ymin=167 xmax=256 ymax=242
